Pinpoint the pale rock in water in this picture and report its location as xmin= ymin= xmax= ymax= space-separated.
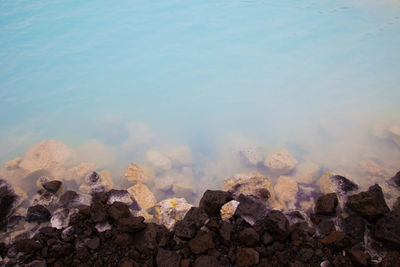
xmin=358 ymin=159 xmax=388 ymax=182
xmin=388 ymin=125 xmax=400 ymax=147
xmin=220 ymin=200 xmax=240 ymax=221
xmin=154 ymin=175 xmax=174 ymax=191
xmin=274 ymin=176 xmax=298 ymax=210
xmin=51 ymin=208 xmax=79 ymax=229
xmin=79 ymin=171 xmax=113 ymax=194
xmin=146 ymin=150 xmax=172 ymax=171
xmin=166 ymin=145 xmax=193 ymax=167
xmin=127 ymin=182 xmax=156 ymax=210
xmin=223 ymin=173 xmax=279 ymax=207
xmin=172 ymin=183 xmax=197 ymax=203
xmin=239 ymin=147 xmax=264 ymax=166
xmin=98 ymin=170 xmax=114 ymax=191
xmin=124 ymin=163 xmax=150 ymax=183
xmin=19 ymin=140 xmax=75 ymax=173
xmin=292 ymin=161 xmax=320 ymax=184
xmin=264 ymin=149 xmax=298 ymax=175
xmin=64 ymin=162 xmax=95 ymax=184
xmin=155 ymin=198 xmax=193 ymax=230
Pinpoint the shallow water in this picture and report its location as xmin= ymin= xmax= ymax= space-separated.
xmin=1 ymin=0 xmax=400 ymax=198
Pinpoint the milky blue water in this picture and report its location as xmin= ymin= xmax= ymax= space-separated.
xmin=1 ymin=0 xmax=400 ymax=188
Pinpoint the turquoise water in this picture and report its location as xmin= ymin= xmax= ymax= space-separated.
xmin=1 ymin=0 xmax=400 ymax=190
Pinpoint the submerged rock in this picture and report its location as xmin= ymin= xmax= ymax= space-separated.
xmin=239 ymin=147 xmax=264 ymax=166
xmin=124 ymin=163 xmax=150 ymax=184
xmin=346 ymin=184 xmax=390 ymax=222
xmin=155 ymin=198 xmax=192 ymax=230
xmin=127 ymin=182 xmax=156 ymax=210
xmin=146 ymin=150 xmax=172 ymax=171
xmin=223 ymin=173 xmax=275 ymax=205
xmin=317 ymin=173 xmax=358 ymax=195
xmin=43 ymin=180 xmax=62 ymax=194
xmin=292 ymin=161 xmax=321 ymax=184
xmin=264 ymin=149 xmax=298 ymax=175
xmin=274 ymin=175 xmax=298 ymax=209
xmin=79 ymin=171 xmax=113 ymax=194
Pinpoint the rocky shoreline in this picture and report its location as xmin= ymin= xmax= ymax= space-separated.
xmin=0 ymin=170 xmax=400 ymax=266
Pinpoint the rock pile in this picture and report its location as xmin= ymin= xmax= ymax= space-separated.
xmin=1 ymin=169 xmax=400 ymax=266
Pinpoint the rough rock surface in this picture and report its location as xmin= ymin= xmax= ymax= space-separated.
xmin=220 ymin=200 xmax=240 ymax=221
xmin=124 ymin=163 xmax=150 ymax=183
xmin=314 ymin=193 xmax=338 ymax=216
xmin=274 ymin=175 xmax=298 ymax=208
xmin=127 ymin=182 xmax=156 ymax=210
xmin=199 ymin=190 xmax=232 ymax=217
xmin=42 ymin=180 xmax=62 ymax=194
xmin=155 ymin=198 xmax=192 ymax=230
xmin=317 ymin=173 xmax=358 ymax=195
xmin=264 ymin=149 xmax=298 ymax=175
xmin=346 ymin=184 xmax=390 ymax=222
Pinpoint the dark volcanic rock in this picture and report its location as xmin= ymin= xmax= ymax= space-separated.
xmin=108 ymin=201 xmax=131 ymax=221
xmin=263 ymin=210 xmax=290 ymax=241
xmin=26 ymin=205 xmax=51 ymax=222
xmin=330 ymin=175 xmax=358 ymax=193
xmin=342 ymin=215 xmax=365 ymax=242
xmin=371 ymin=209 xmax=400 ymax=249
xmin=219 ymin=221 xmax=234 ymax=242
xmin=318 ymin=219 xmax=335 ymax=237
xmin=86 ymin=237 xmax=100 ymax=250
xmin=117 ymin=216 xmax=146 ymax=232
xmin=314 ymin=193 xmax=338 ymax=216
xmin=43 ymin=180 xmax=62 ymax=194
xmin=321 ymin=231 xmax=345 ymax=244
xmin=0 ymin=180 xmax=17 ymax=228
xmin=188 ymin=231 xmax=214 ymax=254
xmin=59 ymin=190 xmax=77 ymax=205
xmin=90 ymin=201 xmax=107 ymax=223
xmin=392 ymin=171 xmax=400 ymax=187
xmin=346 ymin=184 xmax=390 ymax=222
xmin=193 ymin=255 xmax=220 ymax=267
xmin=238 ymin=228 xmax=260 ymax=246
xmin=347 ymin=249 xmax=370 ymax=266
xmin=16 ymin=239 xmax=42 ymax=253
xmin=236 ymin=248 xmax=259 ymax=267
xmin=174 ymin=207 xmax=208 ymax=239
xmin=199 ymin=190 xmax=232 ymax=217
xmin=236 ymin=194 xmax=268 ymax=225
xmin=156 ymin=248 xmax=181 ymax=267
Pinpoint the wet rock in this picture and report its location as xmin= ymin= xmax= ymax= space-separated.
xmin=347 ymin=249 xmax=370 ymax=266
xmin=392 ymin=170 xmax=400 ymax=187
xmin=370 ymin=210 xmax=400 ymax=249
xmin=318 ymin=173 xmax=358 ymax=195
xmin=174 ymin=207 xmax=208 ymax=239
xmin=156 ymin=248 xmax=181 ymax=267
xmin=261 ymin=232 xmax=273 ymax=245
xmin=193 ymin=255 xmax=220 ymax=267
xmin=263 ymin=210 xmax=290 ymax=241
xmin=188 ymin=231 xmax=214 ymax=254
xmin=292 ymin=161 xmax=320 ymax=184
xmin=264 ymin=149 xmax=298 ymax=175
xmin=219 ymin=221 xmax=234 ymax=242
xmin=86 ymin=237 xmax=100 ymax=250
xmin=317 ymin=219 xmax=335 ymax=237
xmin=236 ymin=247 xmax=259 ymax=267
xmin=239 ymin=147 xmax=264 ymax=166
xmin=125 ymin=163 xmax=150 ymax=183
xmin=342 ymin=215 xmax=365 ymax=242
xmin=346 ymin=184 xmax=390 ymax=222
xmin=236 ymin=194 xmax=268 ymax=225
xmin=199 ymin=190 xmax=232 ymax=217
xmin=0 ymin=179 xmax=18 ymax=228
xmin=90 ymin=202 xmax=107 ymax=223
xmin=50 ymin=208 xmax=78 ymax=229
xmin=59 ymin=190 xmax=77 ymax=206
xmin=274 ymin=176 xmax=298 ymax=209
xmin=25 ymin=259 xmax=47 ymax=267
xmin=321 ymin=231 xmax=345 ymax=244
xmin=223 ymin=173 xmax=274 ymax=203
xmin=117 ymin=216 xmax=146 ymax=232
xmin=146 ymin=150 xmax=172 ymax=171
xmin=42 ymin=180 xmax=62 ymax=194
xmin=19 ymin=140 xmax=74 ymax=173
xmin=314 ymin=193 xmax=338 ymax=216
xmin=80 ymin=171 xmax=112 ymax=194
xmin=115 ymin=233 xmax=132 ymax=246
xmin=238 ymin=228 xmax=259 ymax=246
xmin=108 ymin=201 xmax=131 ymax=221
xmin=283 ymin=210 xmax=308 ymax=226
xmin=220 ymin=200 xmax=240 ymax=221
xmin=16 ymin=239 xmax=42 ymax=253
xmin=107 ymin=189 xmax=135 ymax=206
xmin=155 ymin=198 xmax=193 ymax=230
xmin=127 ymin=182 xmax=156 ymax=210
xmin=26 ymin=205 xmax=51 ymax=222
